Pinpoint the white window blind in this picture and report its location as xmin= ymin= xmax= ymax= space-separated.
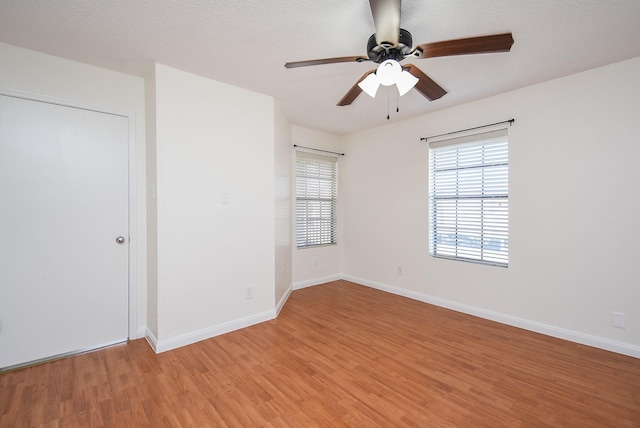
xmin=429 ymin=129 xmax=509 ymax=267
xmin=296 ymin=151 xmax=338 ymax=248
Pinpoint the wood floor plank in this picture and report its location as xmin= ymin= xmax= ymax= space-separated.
xmin=2 ymin=280 xmax=640 ymax=427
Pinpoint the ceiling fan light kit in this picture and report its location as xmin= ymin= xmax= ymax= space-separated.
xmin=357 ymin=59 xmax=419 ymax=98
xmin=285 ymin=0 xmax=514 ymax=108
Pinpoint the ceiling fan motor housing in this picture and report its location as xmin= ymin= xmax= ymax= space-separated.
xmin=367 ymin=28 xmax=413 ymax=63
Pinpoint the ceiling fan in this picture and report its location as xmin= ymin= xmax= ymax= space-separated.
xmin=284 ymin=0 xmax=514 ymax=106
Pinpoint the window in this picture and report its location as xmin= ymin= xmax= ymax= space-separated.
xmin=296 ymin=151 xmax=338 ymax=248
xmin=429 ymin=129 xmax=509 ymax=266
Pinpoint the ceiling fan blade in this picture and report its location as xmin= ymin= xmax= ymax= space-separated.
xmin=369 ymin=0 xmax=401 ymax=46
xmin=415 ymin=33 xmax=514 ymax=59
xmin=285 ymin=56 xmax=367 ymax=69
xmin=337 ymin=70 xmax=376 ymax=106
xmin=404 ymin=64 xmax=447 ymax=101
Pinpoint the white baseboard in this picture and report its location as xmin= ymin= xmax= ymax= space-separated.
xmin=343 ymin=274 xmax=640 ymax=359
xmin=143 ymin=274 xmax=640 ymax=359
xmin=145 ymin=328 xmax=159 ymax=353
xmin=293 ymin=274 xmax=342 ymax=290
xmin=276 ymin=285 xmax=293 ymax=315
xmin=152 ymin=310 xmax=277 ymax=354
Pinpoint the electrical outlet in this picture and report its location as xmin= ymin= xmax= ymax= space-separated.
xmin=612 ymin=311 xmax=625 ymax=328
xmin=397 ymin=266 xmax=403 ymax=276
xmin=312 ymin=256 xmax=317 ymax=266
xmin=245 ymin=286 xmax=254 ymax=300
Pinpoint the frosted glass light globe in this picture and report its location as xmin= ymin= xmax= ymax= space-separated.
xmin=376 ymin=59 xmax=402 ymax=86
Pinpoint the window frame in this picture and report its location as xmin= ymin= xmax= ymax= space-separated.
xmin=295 ymin=150 xmax=338 ymax=249
xmin=428 ymin=129 xmax=509 ymax=267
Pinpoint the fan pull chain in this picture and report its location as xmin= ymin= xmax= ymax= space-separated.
xmin=387 ymin=87 xmax=390 ymax=120
xmin=385 ymin=87 xmax=400 ymax=120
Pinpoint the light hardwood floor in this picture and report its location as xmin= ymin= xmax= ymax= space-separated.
xmin=1 ymin=280 xmax=639 ymax=427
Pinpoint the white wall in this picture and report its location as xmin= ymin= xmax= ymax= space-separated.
xmin=274 ymin=101 xmax=293 ymax=311
xmin=291 ymin=125 xmax=344 ymax=288
xmin=0 ymin=42 xmax=148 ymax=338
xmin=341 ymin=57 xmax=640 ymax=356
xmin=151 ymin=64 xmax=276 ymax=351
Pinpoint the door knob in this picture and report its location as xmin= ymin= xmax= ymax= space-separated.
xmin=115 ymin=236 xmax=126 ymax=244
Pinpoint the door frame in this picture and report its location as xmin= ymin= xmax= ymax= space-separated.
xmin=0 ymin=88 xmax=138 ymax=340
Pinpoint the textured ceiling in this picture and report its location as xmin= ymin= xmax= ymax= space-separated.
xmin=1 ymin=0 xmax=640 ymax=135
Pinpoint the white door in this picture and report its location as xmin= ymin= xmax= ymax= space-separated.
xmin=0 ymin=94 xmax=129 ymax=370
